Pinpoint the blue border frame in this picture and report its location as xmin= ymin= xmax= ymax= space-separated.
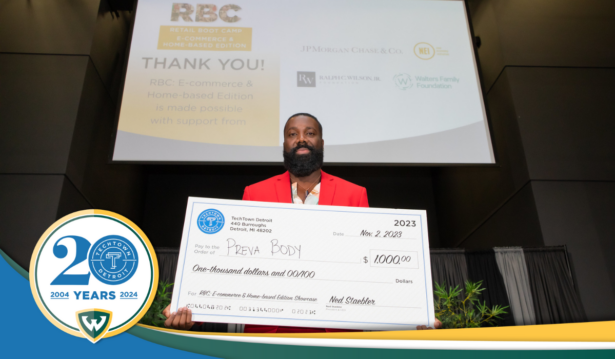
xmin=176 ymin=201 xmax=431 ymax=328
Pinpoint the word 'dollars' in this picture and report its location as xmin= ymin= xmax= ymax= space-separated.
xmin=172 ymin=3 xmax=241 ymax=23
xmin=142 ymin=58 xmax=264 ymax=70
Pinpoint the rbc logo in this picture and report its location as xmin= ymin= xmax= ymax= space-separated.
xmin=197 ymin=209 xmax=225 ymax=234
xmin=171 ymin=3 xmax=241 ymax=23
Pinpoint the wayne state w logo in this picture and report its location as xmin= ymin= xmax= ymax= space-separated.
xmin=76 ymin=309 xmax=113 ymax=343
xmin=30 ymin=210 xmax=158 ymax=343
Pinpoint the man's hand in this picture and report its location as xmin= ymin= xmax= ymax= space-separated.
xmin=416 ymin=318 xmax=442 ymax=330
xmin=163 ymin=304 xmax=195 ymax=330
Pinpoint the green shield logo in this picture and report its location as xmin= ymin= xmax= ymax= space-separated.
xmin=75 ymin=309 xmax=113 ymax=343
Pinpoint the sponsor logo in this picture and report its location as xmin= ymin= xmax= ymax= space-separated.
xmin=394 ymin=74 xmax=459 ymax=90
xmin=319 ymin=75 xmax=380 ymax=81
xmin=171 ymin=3 xmax=241 ymax=23
xmin=300 ymin=46 xmax=404 ymax=54
xmin=414 ymin=42 xmax=435 ymax=60
xmin=298 ymin=72 xmax=383 ymax=86
xmin=318 ymin=74 xmax=381 ymax=85
xmin=30 ymin=210 xmax=158 ymax=343
xmin=297 ymin=72 xmax=316 ymax=87
xmin=393 ymin=74 xmax=413 ymax=90
xmin=197 ymin=209 xmax=226 ymax=234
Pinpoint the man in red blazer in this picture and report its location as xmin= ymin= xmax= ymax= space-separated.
xmin=164 ymin=113 xmax=440 ymax=331
xmin=240 ymin=113 xmax=368 ymax=333
xmin=164 ymin=113 xmax=368 ymax=333
xmin=242 ymin=168 xmax=368 ymax=207
xmin=243 ymin=113 xmax=368 ymax=208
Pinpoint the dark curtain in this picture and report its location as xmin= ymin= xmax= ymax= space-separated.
xmin=155 ymin=248 xmax=180 ymax=285
xmin=524 ymin=247 xmax=587 ymax=324
xmin=466 ymin=250 xmax=515 ymax=326
xmin=430 ymin=249 xmax=468 ymax=293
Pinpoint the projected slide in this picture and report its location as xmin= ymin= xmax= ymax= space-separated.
xmin=113 ymin=0 xmax=494 ymax=164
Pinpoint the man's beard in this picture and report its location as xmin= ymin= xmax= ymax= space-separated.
xmin=283 ymin=143 xmax=324 ymax=177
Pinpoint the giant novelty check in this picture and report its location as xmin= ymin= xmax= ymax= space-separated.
xmin=171 ymin=197 xmax=435 ymax=330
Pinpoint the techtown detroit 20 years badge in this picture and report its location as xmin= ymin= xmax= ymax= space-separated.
xmin=30 ymin=210 xmax=158 ymax=343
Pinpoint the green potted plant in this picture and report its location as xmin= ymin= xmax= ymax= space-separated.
xmin=139 ymin=281 xmax=174 ymax=327
xmin=434 ymin=281 xmax=509 ymax=329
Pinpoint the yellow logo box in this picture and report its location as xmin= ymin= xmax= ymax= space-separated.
xmin=158 ymin=26 xmax=252 ymax=51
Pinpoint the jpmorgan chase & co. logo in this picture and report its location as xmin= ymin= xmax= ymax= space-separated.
xmin=30 ymin=210 xmax=158 ymax=343
xmin=198 ymin=209 xmax=226 ymax=234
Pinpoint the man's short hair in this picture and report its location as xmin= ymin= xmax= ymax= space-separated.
xmin=286 ymin=113 xmax=323 ymax=135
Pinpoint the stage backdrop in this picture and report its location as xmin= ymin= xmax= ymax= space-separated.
xmin=112 ymin=0 xmax=494 ymax=164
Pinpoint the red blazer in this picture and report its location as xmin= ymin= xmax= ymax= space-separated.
xmin=241 ymin=170 xmax=368 ymax=333
xmin=242 ymin=170 xmax=369 ymax=207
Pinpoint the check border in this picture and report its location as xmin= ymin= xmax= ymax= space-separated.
xmin=176 ymin=201 xmax=431 ymax=328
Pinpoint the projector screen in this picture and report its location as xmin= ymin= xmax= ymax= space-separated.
xmin=112 ymin=0 xmax=495 ymax=164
